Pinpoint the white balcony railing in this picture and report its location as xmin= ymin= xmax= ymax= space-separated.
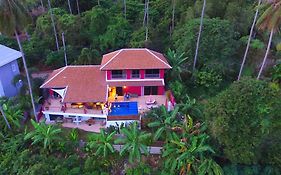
xmin=145 ymin=74 xmax=160 ymax=78
xmin=111 ymin=74 xmax=127 ymax=79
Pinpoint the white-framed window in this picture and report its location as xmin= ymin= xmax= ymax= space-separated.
xmin=131 ymin=70 xmax=140 ymax=78
xmin=11 ymin=63 xmax=17 ymax=72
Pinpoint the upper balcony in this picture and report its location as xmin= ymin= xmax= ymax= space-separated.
xmin=107 ymin=69 xmax=164 ymax=80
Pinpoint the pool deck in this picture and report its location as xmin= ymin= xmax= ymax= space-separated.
xmin=108 ymin=95 xmax=167 ymax=113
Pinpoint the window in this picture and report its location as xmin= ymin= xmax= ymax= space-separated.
xmin=144 ymin=86 xmax=158 ymax=95
xmin=145 ymin=69 xmax=159 ymax=78
xmin=11 ymin=63 xmax=17 ymax=72
xmin=131 ymin=70 xmax=140 ymax=78
xmin=111 ymin=70 xmax=126 ymax=79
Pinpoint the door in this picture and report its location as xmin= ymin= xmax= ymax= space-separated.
xmin=116 ymin=87 xmax=123 ymax=96
xmin=144 ymin=86 xmax=158 ymax=95
xmin=0 ymin=81 xmax=4 ymax=97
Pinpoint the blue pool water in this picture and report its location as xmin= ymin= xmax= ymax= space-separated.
xmin=109 ymin=102 xmax=138 ymax=116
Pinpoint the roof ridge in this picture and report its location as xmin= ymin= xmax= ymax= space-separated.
xmin=145 ymin=48 xmax=172 ymax=69
xmin=67 ymin=65 xmax=101 ymax=67
xmin=100 ymin=49 xmax=123 ymax=70
xmin=40 ymin=66 xmax=67 ymax=88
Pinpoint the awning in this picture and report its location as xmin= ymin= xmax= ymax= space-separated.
xmin=51 ymin=88 xmax=66 ymax=98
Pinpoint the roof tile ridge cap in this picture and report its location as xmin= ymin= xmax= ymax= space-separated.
xmin=40 ymin=66 xmax=68 ymax=88
xmin=145 ymin=48 xmax=172 ymax=68
xmin=100 ymin=49 xmax=123 ymax=70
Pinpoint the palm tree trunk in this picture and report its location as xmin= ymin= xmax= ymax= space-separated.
xmin=67 ymin=0 xmax=73 ymax=14
xmin=40 ymin=0 xmax=44 ymax=8
xmin=0 ymin=105 xmax=11 ymax=130
xmin=15 ymin=31 xmax=37 ymax=121
xmin=145 ymin=0 xmax=149 ymax=41
xmin=76 ymin=0 xmax=80 ymax=15
xmin=47 ymin=0 xmax=60 ymax=51
xmin=193 ymin=0 xmax=206 ymax=71
xmin=123 ymin=0 xmax=126 ymax=19
xmin=238 ymin=0 xmax=262 ymax=80
xmin=171 ymin=0 xmax=176 ymax=32
xmin=257 ymin=29 xmax=274 ymax=79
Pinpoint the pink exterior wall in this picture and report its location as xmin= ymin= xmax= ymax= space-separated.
xmin=126 ymin=70 xmax=131 ymax=79
xmin=125 ymin=86 xmax=141 ymax=96
xmin=140 ymin=70 xmax=145 ymax=79
xmin=160 ymin=69 xmax=165 ymax=78
xmin=106 ymin=71 xmax=111 ymax=80
xmin=158 ymin=86 xmax=165 ymax=95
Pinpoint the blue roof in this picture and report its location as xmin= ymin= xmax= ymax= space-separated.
xmin=0 ymin=44 xmax=21 ymax=67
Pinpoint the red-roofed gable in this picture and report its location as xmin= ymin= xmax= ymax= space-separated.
xmin=40 ymin=66 xmax=107 ymax=103
xmin=100 ymin=48 xmax=171 ymax=70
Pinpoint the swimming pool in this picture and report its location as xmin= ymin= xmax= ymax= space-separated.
xmin=109 ymin=102 xmax=138 ymax=116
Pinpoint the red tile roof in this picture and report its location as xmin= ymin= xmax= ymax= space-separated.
xmin=40 ymin=66 xmax=107 ymax=103
xmin=100 ymin=48 xmax=172 ymax=70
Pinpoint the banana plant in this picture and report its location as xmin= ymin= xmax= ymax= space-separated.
xmin=148 ymin=106 xmax=180 ymax=141
xmin=87 ymin=129 xmax=116 ymax=158
xmin=115 ymin=122 xmax=151 ymax=164
xmin=24 ymin=120 xmax=62 ymax=153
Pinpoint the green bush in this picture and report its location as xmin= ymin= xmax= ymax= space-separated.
xmin=205 ymin=77 xmax=281 ymax=164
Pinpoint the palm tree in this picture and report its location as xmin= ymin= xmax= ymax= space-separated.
xmin=115 ymin=122 xmax=151 ymax=163
xmin=148 ymin=106 xmax=180 ymax=141
xmin=24 ymin=120 xmax=62 ymax=152
xmin=143 ymin=0 xmax=149 ymax=41
xmin=67 ymin=0 xmax=72 ymax=14
xmin=87 ymin=129 xmax=116 ymax=158
xmin=256 ymin=0 xmax=281 ymax=79
xmin=47 ymin=0 xmax=59 ymax=51
xmin=166 ymin=49 xmax=188 ymax=81
xmin=76 ymin=0 xmax=80 ymax=15
xmin=238 ymin=0 xmax=262 ymax=80
xmin=123 ymin=0 xmax=126 ymax=19
xmin=0 ymin=0 xmax=37 ymax=120
xmin=171 ymin=0 xmax=176 ymax=34
xmin=193 ymin=0 xmax=206 ymax=71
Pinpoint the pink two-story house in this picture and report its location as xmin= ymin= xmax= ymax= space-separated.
xmin=40 ymin=48 xmax=171 ymax=129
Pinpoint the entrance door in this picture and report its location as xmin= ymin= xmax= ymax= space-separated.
xmin=116 ymin=87 xmax=123 ymax=96
xmin=144 ymin=86 xmax=158 ymax=95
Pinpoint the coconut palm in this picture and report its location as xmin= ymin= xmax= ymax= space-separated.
xmin=87 ymin=129 xmax=116 ymax=158
xmin=76 ymin=0 xmax=80 ymax=15
xmin=171 ymin=0 xmax=176 ymax=34
xmin=256 ymin=0 xmax=281 ymax=79
xmin=193 ymin=0 xmax=206 ymax=71
xmin=0 ymin=0 xmax=37 ymax=120
xmin=115 ymin=121 xmax=151 ymax=163
xmin=47 ymin=0 xmax=59 ymax=51
xmin=24 ymin=119 xmax=62 ymax=152
xmin=238 ymin=0 xmax=262 ymax=80
xmin=67 ymin=0 xmax=72 ymax=14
